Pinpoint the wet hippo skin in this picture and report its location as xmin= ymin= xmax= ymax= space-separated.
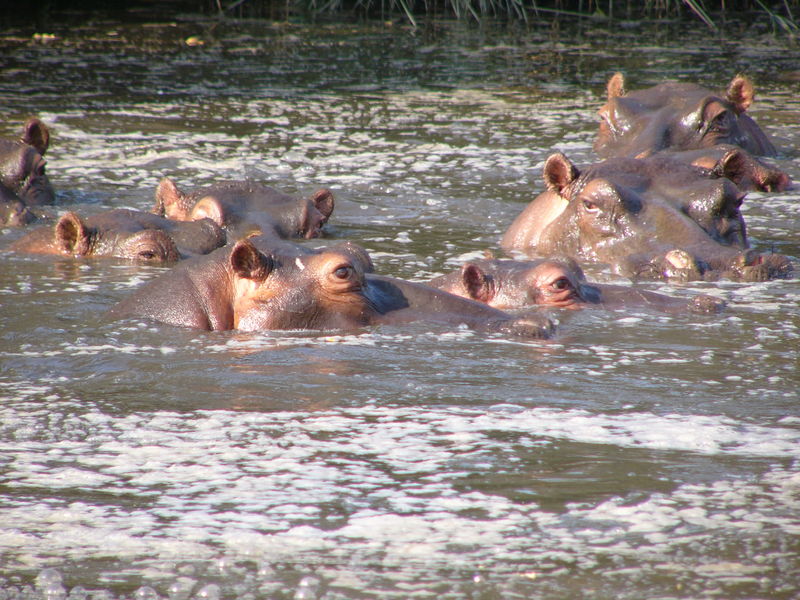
xmin=0 ymin=118 xmax=55 ymax=226
xmin=501 ymin=153 xmax=793 ymax=282
xmin=108 ymin=236 xmax=555 ymax=339
xmin=594 ymin=73 xmax=778 ymax=158
xmin=428 ymin=257 xmax=726 ymax=314
xmin=9 ymin=208 xmax=226 ymax=263
xmin=153 ymin=178 xmax=335 ymax=243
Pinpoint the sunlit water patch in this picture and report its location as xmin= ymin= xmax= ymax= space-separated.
xmin=0 ymin=405 xmax=798 ymax=598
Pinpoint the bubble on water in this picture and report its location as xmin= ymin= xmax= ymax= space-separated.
xmin=134 ymin=586 xmax=160 ymax=600
xmin=293 ymin=575 xmax=320 ymax=600
xmin=167 ymin=578 xmax=196 ymax=600
xmin=41 ymin=585 xmax=68 ymax=600
xmin=193 ymin=584 xmax=220 ymax=600
xmin=211 ymin=556 xmax=233 ymax=574
xmin=35 ymin=569 xmax=67 ymax=599
xmin=66 ymin=586 xmax=88 ymax=600
xmin=256 ymin=562 xmax=274 ymax=579
xmin=35 ymin=569 xmax=63 ymax=589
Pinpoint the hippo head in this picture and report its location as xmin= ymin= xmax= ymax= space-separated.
xmin=1 ymin=186 xmax=36 ymax=226
xmin=52 ymin=211 xmax=182 ymax=263
xmin=0 ymin=118 xmax=55 ymax=207
xmin=532 ymin=153 xmax=792 ymax=282
xmin=704 ymin=146 xmax=791 ymax=193
xmin=11 ymin=209 xmax=226 ymax=263
xmin=230 ymin=239 xmax=375 ymax=331
xmin=594 ymin=73 xmax=777 ymax=158
xmin=154 ymin=178 xmax=335 ymax=241
xmin=433 ymin=258 xmax=597 ymax=309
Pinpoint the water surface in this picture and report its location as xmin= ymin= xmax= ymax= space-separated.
xmin=0 ymin=15 xmax=798 ymax=600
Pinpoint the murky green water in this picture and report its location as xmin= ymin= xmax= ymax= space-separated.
xmin=1 ymin=14 xmax=799 ymax=600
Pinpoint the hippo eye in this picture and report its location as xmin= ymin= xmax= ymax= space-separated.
xmin=552 ymin=277 xmax=571 ymax=290
xmin=333 ymin=265 xmax=353 ymax=280
xmin=707 ymin=111 xmax=732 ymax=134
xmin=582 ymin=200 xmax=600 ymax=213
xmin=137 ymin=250 xmax=159 ymax=261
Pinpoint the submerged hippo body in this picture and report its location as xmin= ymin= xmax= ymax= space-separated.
xmin=1 ymin=118 xmax=55 ymax=225
xmin=501 ymin=153 xmax=792 ymax=282
xmin=108 ymin=237 xmax=553 ymax=339
xmin=428 ymin=258 xmax=726 ymax=314
xmin=594 ymin=73 xmax=778 ymax=159
xmin=154 ymin=178 xmax=334 ymax=243
xmin=9 ymin=208 xmax=225 ymax=263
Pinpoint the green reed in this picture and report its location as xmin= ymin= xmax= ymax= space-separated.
xmin=214 ymin=0 xmax=799 ymax=31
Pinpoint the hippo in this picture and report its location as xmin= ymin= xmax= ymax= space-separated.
xmin=9 ymin=208 xmax=225 ymax=263
xmin=659 ymin=146 xmax=791 ymax=192
xmin=1 ymin=186 xmax=35 ymax=227
xmin=153 ymin=178 xmax=335 ymax=243
xmin=500 ymin=153 xmax=793 ymax=282
xmin=428 ymin=257 xmax=726 ymax=314
xmin=594 ymin=73 xmax=778 ymax=159
xmin=1 ymin=117 xmax=55 ymax=225
xmin=107 ymin=237 xmax=554 ymax=339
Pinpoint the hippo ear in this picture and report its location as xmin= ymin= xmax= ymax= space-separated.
xmin=154 ymin=177 xmax=189 ymax=219
xmin=543 ymin=153 xmax=580 ymax=195
xmin=230 ymin=239 xmax=273 ymax=282
xmin=54 ymin=212 xmax=91 ymax=256
xmin=462 ymin=263 xmax=494 ymax=303
xmin=311 ymin=188 xmax=335 ymax=219
xmin=711 ymin=148 xmax=748 ymax=181
xmin=726 ymin=74 xmax=754 ymax=114
xmin=190 ymin=196 xmax=225 ymax=227
xmin=20 ymin=118 xmax=50 ymax=156
xmin=606 ymin=72 xmax=626 ymax=100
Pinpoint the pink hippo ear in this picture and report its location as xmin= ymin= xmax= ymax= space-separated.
xmin=20 ymin=117 xmax=50 ymax=156
xmin=230 ymin=239 xmax=273 ymax=282
xmin=461 ymin=263 xmax=494 ymax=304
xmin=311 ymin=188 xmax=335 ymax=220
xmin=543 ymin=153 xmax=580 ymax=195
xmin=54 ymin=212 xmax=91 ymax=256
xmin=712 ymin=148 xmax=749 ymax=181
xmin=299 ymin=189 xmax=335 ymax=239
xmin=154 ymin=177 xmax=191 ymax=219
xmin=712 ymin=147 xmax=791 ymax=193
xmin=606 ymin=72 xmax=626 ymax=100
xmin=190 ymin=196 xmax=225 ymax=227
xmin=726 ymin=74 xmax=755 ymax=114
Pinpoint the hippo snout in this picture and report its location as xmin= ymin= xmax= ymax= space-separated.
xmin=3 ymin=200 xmax=36 ymax=227
xmin=725 ymin=250 xmax=794 ymax=282
xmin=499 ymin=314 xmax=556 ymax=340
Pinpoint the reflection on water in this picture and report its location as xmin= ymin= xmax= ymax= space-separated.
xmin=1 ymin=14 xmax=799 ymax=600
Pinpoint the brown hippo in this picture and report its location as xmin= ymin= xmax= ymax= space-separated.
xmin=428 ymin=257 xmax=726 ymax=314
xmin=107 ymin=237 xmax=554 ymax=339
xmin=660 ymin=146 xmax=791 ymax=192
xmin=9 ymin=208 xmax=225 ymax=263
xmin=153 ymin=178 xmax=334 ymax=243
xmin=1 ymin=118 xmax=55 ymax=225
xmin=500 ymin=153 xmax=793 ymax=282
xmin=594 ymin=73 xmax=778 ymax=159
xmin=1 ymin=186 xmax=35 ymax=227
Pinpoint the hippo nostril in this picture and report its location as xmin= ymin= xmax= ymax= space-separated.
xmin=736 ymin=249 xmax=762 ymax=267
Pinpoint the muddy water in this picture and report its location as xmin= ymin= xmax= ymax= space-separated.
xmin=1 ymin=16 xmax=799 ymax=600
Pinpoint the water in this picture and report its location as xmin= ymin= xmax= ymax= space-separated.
xmin=1 ymin=14 xmax=799 ymax=600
